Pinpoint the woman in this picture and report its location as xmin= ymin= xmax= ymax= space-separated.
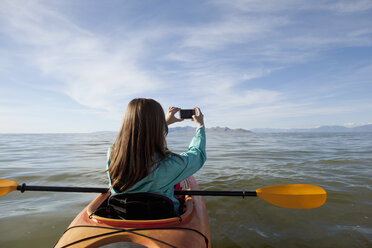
xmin=107 ymin=98 xmax=206 ymax=211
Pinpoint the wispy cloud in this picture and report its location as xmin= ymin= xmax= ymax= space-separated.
xmin=181 ymin=15 xmax=289 ymax=50
xmin=0 ymin=0 xmax=371 ymax=131
xmin=203 ymin=0 xmax=372 ymax=55
xmin=211 ymin=0 xmax=372 ymax=13
xmin=0 ymin=0 xmax=162 ymax=112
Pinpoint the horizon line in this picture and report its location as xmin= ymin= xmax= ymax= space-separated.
xmin=1 ymin=123 xmax=372 ymax=134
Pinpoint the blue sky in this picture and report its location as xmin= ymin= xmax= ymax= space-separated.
xmin=0 ymin=0 xmax=371 ymax=133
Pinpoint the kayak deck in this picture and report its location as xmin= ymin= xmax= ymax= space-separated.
xmin=54 ymin=176 xmax=210 ymax=248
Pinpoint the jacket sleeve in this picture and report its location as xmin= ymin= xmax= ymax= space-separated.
xmin=166 ymin=125 xmax=207 ymax=184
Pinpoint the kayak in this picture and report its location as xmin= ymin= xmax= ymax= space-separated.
xmin=54 ymin=176 xmax=210 ymax=248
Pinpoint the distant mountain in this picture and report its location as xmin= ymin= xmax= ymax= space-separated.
xmin=252 ymin=124 xmax=372 ymax=133
xmin=169 ymin=126 xmax=251 ymax=133
xmin=314 ymin=125 xmax=350 ymax=132
xmin=168 ymin=126 xmax=195 ymax=132
xmin=352 ymin=124 xmax=372 ymax=132
xmin=207 ymin=126 xmax=251 ymax=133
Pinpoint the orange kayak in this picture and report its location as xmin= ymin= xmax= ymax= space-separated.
xmin=54 ymin=176 xmax=210 ymax=248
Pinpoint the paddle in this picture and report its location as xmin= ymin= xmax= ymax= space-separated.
xmin=0 ymin=179 xmax=326 ymax=209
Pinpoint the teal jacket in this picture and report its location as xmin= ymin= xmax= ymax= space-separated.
xmin=106 ymin=125 xmax=206 ymax=211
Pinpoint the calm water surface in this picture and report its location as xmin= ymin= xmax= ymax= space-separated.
xmin=0 ymin=131 xmax=371 ymax=247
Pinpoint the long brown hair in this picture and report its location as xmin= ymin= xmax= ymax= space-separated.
xmin=108 ymin=98 xmax=170 ymax=192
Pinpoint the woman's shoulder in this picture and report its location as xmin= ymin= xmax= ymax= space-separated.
xmin=164 ymin=152 xmax=184 ymax=163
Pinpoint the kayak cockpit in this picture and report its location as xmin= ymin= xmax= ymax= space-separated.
xmin=86 ymin=180 xmax=194 ymax=228
xmin=91 ymin=192 xmax=184 ymax=220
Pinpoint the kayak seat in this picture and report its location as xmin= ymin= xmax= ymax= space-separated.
xmin=106 ymin=192 xmax=177 ymax=220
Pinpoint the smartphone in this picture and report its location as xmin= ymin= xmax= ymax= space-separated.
xmin=180 ymin=109 xmax=195 ymax=119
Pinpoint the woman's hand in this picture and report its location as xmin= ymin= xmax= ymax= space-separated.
xmin=192 ymin=107 xmax=204 ymax=127
xmin=166 ymin=107 xmax=183 ymax=125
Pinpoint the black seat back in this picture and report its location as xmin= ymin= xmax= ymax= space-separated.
xmin=108 ymin=192 xmax=176 ymax=220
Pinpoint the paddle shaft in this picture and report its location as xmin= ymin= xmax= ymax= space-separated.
xmin=17 ymin=184 xmax=107 ymax=193
xmin=175 ymin=190 xmax=257 ymax=197
xmin=16 ymin=183 xmax=257 ymax=196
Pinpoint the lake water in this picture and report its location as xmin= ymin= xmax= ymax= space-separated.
xmin=0 ymin=131 xmax=371 ymax=247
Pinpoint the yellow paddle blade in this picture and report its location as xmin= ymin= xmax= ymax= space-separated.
xmin=0 ymin=179 xmax=18 ymax=197
xmin=256 ymin=184 xmax=327 ymax=209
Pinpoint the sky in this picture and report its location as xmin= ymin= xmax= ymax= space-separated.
xmin=0 ymin=0 xmax=371 ymax=133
